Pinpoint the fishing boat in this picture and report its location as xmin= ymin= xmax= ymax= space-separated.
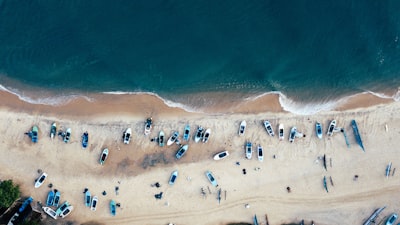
xmin=183 ymin=124 xmax=190 ymax=141
xmin=289 ymin=127 xmax=297 ymax=143
xmin=168 ymin=170 xmax=178 ymax=186
xmin=42 ymin=206 xmax=57 ymax=219
xmin=50 ymin=123 xmax=57 ymax=139
xmin=46 ymin=190 xmax=55 ymax=206
xmin=81 ymin=132 xmax=89 ymax=149
xmin=386 ymin=213 xmax=398 ymax=225
xmin=85 ymin=190 xmax=91 ymax=207
xmin=90 ymin=196 xmax=98 ymax=211
xmin=351 ymin=119 xmax=365 ymax=151
xmin=315 ymin=122 xmax=323 ymax=139
xmin=263 ymin=120 xmax=274 ymax=136
xmin=144 ymin=117 xmax=152 ymax=135
xmin=327 ymin=120 xmax=336 ymax=136
xmin=34 ymin=172 xmax=48 ymax=188
xmin=123 ymin=128 xmax=131 ymax=144
xmin=158 ymin=131 xmax=165 ymax=147
xmin=175 ymin=145 xmax=189 ymax=159
xmin=53 ymin=190 xmax=61 ymax=207
xmin=254 ymin=214 xmax=259 ymax=225
xmin=59 ymin=205 xmax=73 ymax=218
xmin=386 ymin=162 xmax=392 ymax=178
xmin=202 ymin=128 xmax=211 ymax=143
xmin=99 ymin=148 xmax=109 ymax=165
xmin=213 ymin=150 xmax=229 ymax=160
xmin=257 ymin=144 xmax=264 ymax=162
xmin=363 ymin=206 xmax=386 ymax=225
xmin=278 ymin=124 xmax=284 ymax=140
xmin=245 ymin=141 xmax=252 ymax=159
xmin=238 ymin=120 xmax=246 ymax=136
xmin=205 ymin=170 xmax=218 ymax=187
xmin=110 ymin=200 xmax=116 ymax=216
xmin=167 ymin=131 xmax=179 ymax=146
xmin=323 ymin=154 xmax=327 ymax=171
xmin=56 ymin=201 xmax=70 ymax=216
xmin=323 ymin=176 xmax=328 ymax=193
xmin=194 ymin=126 xmax=204 ymax=143
xmin=64 ymin=128 xmax=71 ymax=143
xmin=31 ymin=125 xmax=39 ymax=143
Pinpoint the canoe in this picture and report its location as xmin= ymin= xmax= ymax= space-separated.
xmin=46 ymin=190 xmax=55 ymax=206
xmin=257 ymin=145 xmax=263 ymax=162
xmin=159 ymin=131 xmax=165 ymax=147
xmin=289 ymin=127 xmax=297 ymax=143
xmin=123 ymin=128 xmax=131 ymax=144
xmin=167 ymin=131 xmax=179 ymax=146
xmin=205 ymin=170 xmax=218 ymax=187
xmin=278 ymin=124 xmax=284 ymax=141
xmin=245 ymin=141 xmax=252 ymax=159
xmin=64 ymin=128 xmax=71 ymax=143
xmin=144 ymin=117 xmax=152 ymax=135
xmin=110 ymin=200 xmax=116 ymax=216
xmin=202 ymin=129 xmax=211 ymax=143
xmin=327 ymin=120 xmax=336 ymax=136
xmin=81 ymin=132 xmax=89 ymax=149
xmin=99 ymin=148 xmax=109 ymax=165
xmin=175 ymin=145 xmax=189 ymax=159
xmin=238 ymin=120 xmax=246 ymax=136
xmin=53 ymin=190 xmax=61 ymax=207
xmin=42 ymin=207 xmax=57 ymax=220
xmin=34 ymin=172 xmax=48 ymax=188
xmin=183 ymin=124 xmax=190 ymax=141
xmin=316 ymin=122 xmax=323 ymax=139
xmin=85 ymin=190 xmax=91 ymax=207
xmin=194 ymin=126 xmax=204 ymax=143
xmin=50 ymin=123 xmax=57 ymax=139
xmin=90 ymin=196 xmax=98 ymax=211
xmin=168 ymin=170 xmax=178 ymax=186
xmin=351 ymin=119 xmax=365 ymax=151
xmin=263 ymin=120 xmax=275 ymax=136
xmin=213 ymin=150 xmax=229 ymax=160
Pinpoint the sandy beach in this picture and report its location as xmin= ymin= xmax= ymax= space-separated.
xmin=0 ymin=90 xmax=399 ymax=225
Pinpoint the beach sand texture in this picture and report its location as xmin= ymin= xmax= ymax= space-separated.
xmin=0 ymin=91 xmax=399 ymax=225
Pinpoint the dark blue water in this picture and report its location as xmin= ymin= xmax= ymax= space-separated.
xmin=0 ymin=0 xmax=400 ymax=108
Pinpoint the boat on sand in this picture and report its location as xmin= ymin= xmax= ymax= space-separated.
xmin=327 ymin=120 xmax=336 ymax=136
xmin=205 ymin=170 xmax=218 ymax=187
xmin=110 ymin=200 xmax=116 ymax=216
xmin=85 ymin=190 xmax=91 ymax=207
xmin=257 ymin=144 xmax=263 ymax=162
xmin=315 ymin=122 xmax=323 ymax=139
xmin=158 ymin=131 xmax=165 ymax=147
xmin=289 ymin=127 xmax=297 ymax=143
xmin=194 ymin=126 xmax=204 ymax=143
xmin=213 ymin=151 xmax=229 ymax=160
xmin=46 ymin=190 xmax=55 ymax=206
xmin=144 ymin=118 xmax=152 ymax=135
xmin=167 ymin=131 xmax=179 ymax=146
xmin=202 ymin=129 xmax=211 ymax=143
xmin=323 ymin=176 xmax=328 ymax=193
xmin=351 ymin=119 xmax=365 ymax=151
xmin=386 ymin=213 xmax=398 ymax=225
xmin=53 ymin=190 xmax=61 ymax=207
xmin=238 ymin=120 xmax=246 ymax=136
xmin=175 ymin=145 xmax=189 ymax=159
xmin=263 ymin=120 xmax=274 ymax=136
xmin=99 ymin=148 xmax=109 ymax=165
xmin=123 ymin=128 xmax=131 ymax=144
xmin=183 ymin=124 xmax=190 ymax=141
xmin=81 ymin=132 xmax=89 ymax=149
xmin=278 ymin=124 xmax=284 ymax=140
xmin=90 ymin=196 xmax=98 ymax=211
xmin=31 ymin=125 xmax=39 ymax=143
xmin=168 ymin=170 xmax=178 ymax=186
xmin=245 ymin=141 xmax=252 ymax=159
xmin=50 ymin=123 xmax=57 ymax=139
xmin=35 ymin=172 xmax=48 ymax=188
xmin=42 ymin=207 xmax=57 ymax=219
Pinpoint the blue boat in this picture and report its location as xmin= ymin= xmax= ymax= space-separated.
xmin=315 ymin=122 xmax=322 ymax=139
xmin=46 ymin=190 xmax=55 ymax=206
xmin=254 ymin=214 xmax=259 ymax=225
xmin=85 ymin=190 xmax=91 ymax=207
xmin=81 ymin=132 xmax=89 ymax=149
xmin=175 ymin=145 xmax=189 ymax=159
xmin=110 ymin=200 xmax=116 ymax=216
xmin=53 ymin=190 xmax=61 ymax=207
xmin=31 ymin=126 xmax=39 ymax=143
xmin=183 ymin=124 xmax=190 ymax=141
xmin=19 ymin=197 xmax=33 ymax=213
xmin=351 ymin=120 xmax=365 ymax=152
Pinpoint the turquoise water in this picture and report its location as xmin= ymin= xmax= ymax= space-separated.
xmin=0 ymin=1 xmax=399 ymax=111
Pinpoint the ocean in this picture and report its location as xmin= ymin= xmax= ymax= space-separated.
xmin=0 ymin=0 xmax=399 ymax=114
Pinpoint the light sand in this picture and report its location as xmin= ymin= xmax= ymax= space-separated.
xmin=0 ymin=91 xmax=399 ymax=225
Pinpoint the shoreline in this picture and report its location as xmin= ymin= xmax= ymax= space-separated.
xmin=0 ymin=91 xmax=399 ymax=225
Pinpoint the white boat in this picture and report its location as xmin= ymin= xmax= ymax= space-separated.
xmin=42 ymin=207 xmax=57 ymax=219
xmin=50 ymin=122 xmax=57 ymax=139
xmin=175 ymin=145 xmax=189 ymax=159
xmin=202 ymin=128 xmax=211 ymax=143
xmin=263 ymin=120 xmax=274 ymax=136
xmin=257 ymin=145 xmax=263 ymax=162
xmin=144 ymin=117 xmax=152 ymax=135
xmin=123 ymin=128 xmax=131 ymax=144
xmin=167 ymin=131 xmax=179 ymax=146
xmin=34 ymin=172 xmax=48 ymax=188
xmin=327 ymin=120 xmax=336 ymax=136
xmin=245 ymin=141 xmax=252 ymax=159
xmin=183 ymin=124 xmax=190 ymax=141
xmin=205 ymin=170 xmax=218 ymax=187
xmin=168 ymin=170 xmax=178 ymax=186
xmin=7 ymin=212 xmax=19 ymax=225
xmin=90 ymin=196 xmax=98 ymax=211
xmin=194 ymin=126 xmax=204 ymax=143
xmin=289 ymin=127 xmax=297 ymax=143
xmin=213 ymin=150 xmax=229 ymax=160
xmin=278 ymin=124 xmax=284 ymax=140
xmin=315 ymin=122 xmax=323 ymax=139
xmin=99 ymin=148 xmax=109 ymax=165
xmin=238 ymin=120 xmax=246 ymax=136
xmin=64 ymin=128 xmax=71 ymax=143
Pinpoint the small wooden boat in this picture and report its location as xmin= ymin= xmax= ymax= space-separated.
xmin=167 ymin=131 xmax=179 ymax=146
xmin=81 ymin=132 xmax=89 ymax=149
xmin=175 ymin=145 xmax=189 ymax=159
xmin=53 ymin=190 xmax=61 ymax=207
xmin=46 ymin=190 xmax=55 ymax=206
xmin=99 ymin=148 xmax=109 ymax=165
xmin=213 ymin=150 xmax=229 ymax=160
xmin=42 ymin=207 xmax=57 ymax=220
xmin=64 ymin=128 xmax=71 ymax=143
xmin=85 ymin=190 xmax=91 ymax=207
xmin=110 ymin=200 xmax=116 ymax=216
xmin=205 ymin=170 xmax=218 ymax=187
xmin=263 ymin=120 xmax=274 ymax=136
xmin=34 ymin=172 xmax=48 ymax=188
xmin=50 ymin=123 xmax=57 ymax=139
xmin=202 ymin=128 xmax=211 ymax=143
xmin=158 ymin=131 xmax=165 ymax=147
xmin=194 ymin=126 xmax=204 ymax=143
xmin=257 ymin=144 xmax=263 ymax=162
xmin=144 ymin=117 xmax=152 ymax=135
xmin=238 ymin=120 xmax=246 ymax=136
xmin=168 ymin=170 xmax=178 ymax=186
xmin=123 ymin=128 xmax=131 ymax=144
xmin=90 ymin=196 xmax=98 ymax=211
xmin=289 ymin=127 xmax=297 ymax=143
xmin=245 ymin=141 xmax=252 ymax=159
xmin=183 ymin=124 xmax=190 ymax=141
xmin=278 ymin=124 xmax=284 ymax=141
xmin=327 ymin=120 xmax=336 ymax=136
xmin=316 ymin=122 xmax=323 ymax=139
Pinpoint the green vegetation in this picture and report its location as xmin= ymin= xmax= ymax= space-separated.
xmin=0 ymin=180 xmax=21 ymax=208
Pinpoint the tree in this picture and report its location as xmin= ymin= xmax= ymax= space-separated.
xmin=0 ymin=180 xmax=21 ymax=208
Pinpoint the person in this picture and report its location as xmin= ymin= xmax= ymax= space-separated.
xmin=287 ymin=186 xmax=291 ymax=193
